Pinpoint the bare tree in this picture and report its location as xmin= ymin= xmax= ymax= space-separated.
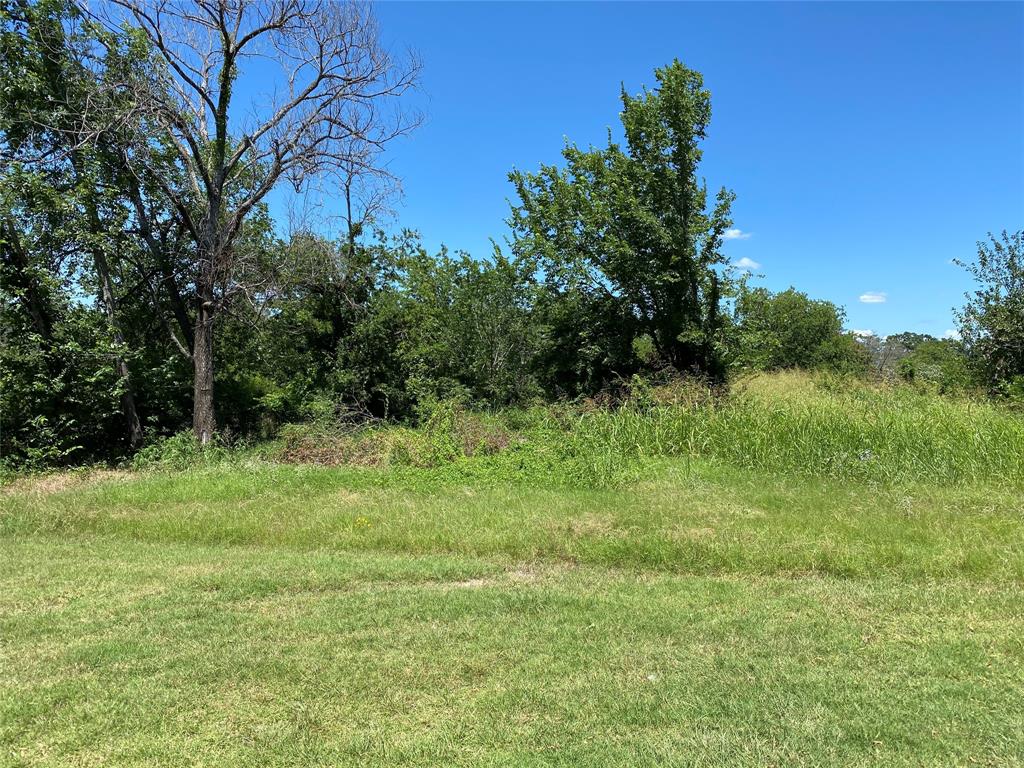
xmin=89 ymin=0 xmax=420 ymax=442
xmin=337 ymin=138 xmax=400 ymax=259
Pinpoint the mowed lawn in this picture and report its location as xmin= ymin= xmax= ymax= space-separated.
xmin=2 ymin=462 xmax=1022 ymax=766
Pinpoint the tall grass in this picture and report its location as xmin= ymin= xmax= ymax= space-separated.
xmin=140 ymin=371 xmax=1024 ymax=488
xmin=563 ymin=372 xmax=1024 ymax=485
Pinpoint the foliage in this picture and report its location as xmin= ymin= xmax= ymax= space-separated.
xmin=0 ymin=0 xmax=192 ymax=464
xmin=391 ymin=239 xmax=542 ymax=407
xmin=130 ymin=430 xmax=231 ymax=471
xmin=726 ymin=286 xmax=869 ymax=373
xmin=509 ymin=60 xmax=736 ymax=383
xmin=199 ymin=231 xmax=545 ymax=432
xmin=0 ymin=306 xmax=126 ymax=469
xmin=955 ymin=230 xmax=1024 ymax=395
xmin=278 ymin=402 xmax=514 ymax=470
xmin=1 ymin=17 xmax=1013 ymax=472
xmin=266 ymin=371 xmax=1024 ymax=489
xmin=896 ymin=338 xmax=973 ymax=393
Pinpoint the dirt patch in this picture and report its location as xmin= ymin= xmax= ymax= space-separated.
xmin=507 ymin=565 xmax=551 ymax=584
xmin=444 ymin=568 xmax=546 ymax=589
xmin=331 ymin=488 xmax=364 ymax=504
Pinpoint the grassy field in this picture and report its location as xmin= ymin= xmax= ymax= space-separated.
xmin=2 ymin=374 xmax=1023 ymax=766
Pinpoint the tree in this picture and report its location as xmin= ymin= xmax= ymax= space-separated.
xmin=219 ymin=228 xmax=396 ymax=426
xmin=92 ymin=0 xmax=419 ymax=442
xmin=886 ymin=332 xmax=935 ymax=354
xmin=393 ymin=239 xmax=541 ymax=407
xmin=1 ymin=0 xmax=148 ymax=447
xmin=955 ymin=230 xmax=1024 ymax=393
xmin=855 ymin=332 xmax=933 ymax=377
xmin=336 ymin=136 xmax=400 ymax=261
xmin=508 ymin=60 xmax=736 ymax=383
xmin=897 ymin=339 xmax=972 ymax=393
xmin=727 ymin=286 xmax=869 ymax=373
xmin=0 ymin=142 xmax=137 ymax=466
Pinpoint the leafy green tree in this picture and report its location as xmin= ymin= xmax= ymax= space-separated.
xmin=2 ymin=0 xmax=420 ymax=461
xmin=217 ymin=229 xmax=397 ymax=427
xmin=509 ymin=60 xmax=736 ymax=383
xmin=214 ymin=231 xmax=545 ymax=423
xmin=0 ymin=0 xmax=150 ymax=447
xmin=955 ymin=230 xmax=1024 ymax=394
xmin=529 ymin=278 xmax=631 ymax=398
xmin=885 ymin=332 xmax=935 ymax=353
xmin=0 ymin=167 xmax=129 ymax=466
xmin=897 ymin=339 xmax=972 ymax=394
xmin=387 ymin=236 xmax=541 ymax=409
xmin=727 ymin=286 xmax=869 ymax=373
xmin=1 ymin=0 xmax=206 ymax=458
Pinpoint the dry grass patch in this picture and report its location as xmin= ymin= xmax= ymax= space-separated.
xmin=1 ymin=469 xmax=130 ymax=497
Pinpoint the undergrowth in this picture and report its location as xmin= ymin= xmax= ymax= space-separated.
xmin=125 ymin=371 xmax=1024 ymax=488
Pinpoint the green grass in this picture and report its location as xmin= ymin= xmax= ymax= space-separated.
xmin=3 ymin=461 xmax=1022 ymax=581
xmin=2 ymin=536 xmax=1022 ymax=767
xmin=2 ymin=374 xmax=1023 ymax=765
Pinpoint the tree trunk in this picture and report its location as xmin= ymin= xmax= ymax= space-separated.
xmin=192 ymin=294 xmax=216 ymax=445
xmin=192 ymin=200 xmax=221 ymax=445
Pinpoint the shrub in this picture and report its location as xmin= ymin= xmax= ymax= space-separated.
xmin=278 ymin=402 xmax=515 ymax=469
xmin=727 ymin=287 xmax=869 ymax=374
xmin=955 ymin=230 xmax=1024 ymax=392
xmin=897 ymin=339 xmax=974 ymax=394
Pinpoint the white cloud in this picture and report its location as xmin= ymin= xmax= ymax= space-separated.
xmin=850 ymin=329 xmax=875 ymax=338
xmin=723 ymin=228 xmax=752 ymax=240
xmin=733 ymin=256 xmax=761 ymax=271
xmin=859 ymin=292 xmax=887 ymax=304
xmin=942 ymin=329 xmax=961 ymax=340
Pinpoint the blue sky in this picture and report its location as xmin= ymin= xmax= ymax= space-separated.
xmin=293 ymin=2 xmax=1024 ymax=338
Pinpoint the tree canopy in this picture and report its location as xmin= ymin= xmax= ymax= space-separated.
xmin=727 ymin=286 xmax=868 ymax=374
xmin=956 ymin=230 xmax=1024 ymax=395
xmin=509 ymin=60 xmax=736 ymax=381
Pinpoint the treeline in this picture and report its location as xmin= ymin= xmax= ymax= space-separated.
xmin=1 ymin=1 xmax=1021 ymax=469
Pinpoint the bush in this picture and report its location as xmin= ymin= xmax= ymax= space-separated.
xmin=956 ymin=230 xmax=1024 ymax=392
xmin=0 ymin=310 xmax=130 ymax=470
xmin=727 ymin=287 xmax=869 ymax=374
xmin=998 ymin=376 xmax=1024 ymax=410
xmin=278 ymin=401 xmax=515 ymax=469
xmin=897 ymin=339 xmax=973 ymax=394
